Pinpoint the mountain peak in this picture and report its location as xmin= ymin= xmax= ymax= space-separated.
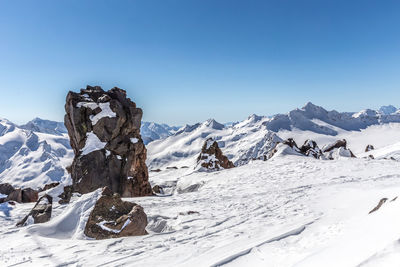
xmin=379 ymin=105 xmax=397 ymax=115
xmin=203 ymin=119 xmax=224 ymax=130
xmin=301 ymin=102 xmax=322 ymax=111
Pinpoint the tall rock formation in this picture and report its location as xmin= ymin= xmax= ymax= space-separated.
xmin=196 ymin=138 xmax=235 ymax=171
xmin=64 ymin=86 xmax=152 ymax=198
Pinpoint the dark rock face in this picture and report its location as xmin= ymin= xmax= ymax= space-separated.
xmin=5 ymin=188 xmax=38 ymax=203
xmin=17 ymin=194 xmax=52 ymax=226
xmin=58 ymin=185 xmax=73 ymax=204
xmin=84 ymin=187 xmax=148 ymax=239
xmin=64 ymin=86 xmax=152 ymax=198
xmin=365 ymin=144 xmax=375 ymax=152
xmin=196 ymin=138 xmax=235 ymax=171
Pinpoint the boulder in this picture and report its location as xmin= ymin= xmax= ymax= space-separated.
xmin=0 ymin=183 xmax=15 ymax=195
xmin=365 ymin=144 xmax=375 ymax=152
xmin=6 ymin=188 xmax=38 ymax=203
xmin=84 ymin=187 xmax=148 ymax=239
xmin=17 ymin=194 xmax=53 ymax=226
xmin=152 ymin=185 xmax=164 ymax=194
xmin=63 ymin=86 xmax=152 ymax=198
xmin=196 ymin=138 xmax=235 ymax=171
xmin=22 ymin=188 xmax=39 ymax=203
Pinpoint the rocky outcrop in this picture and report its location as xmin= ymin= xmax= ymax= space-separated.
xmin=369 ymin=198 xmax=388 ymax=214
xmin=322 ymin=139 xmax=356 ymax=159
xmin=17 ymin=194 xmax=52 ymax=226
xmin=5 ymin=188 xmax=38 ymax=203
xmin=64 ymin=86 xmax=152 ymax=198
xmin=196 ymin=138 xmax=235 ymax=171
xmin=84 ymin=187 xmax=148 ymax=239
xmin=271 ymin=138 xmax=355 ymax=160
xmin=365 ymin=144 xmax=375 ymax=152
xmin=299 ymin=140 xmax=323 ymax=159
xmin=283 ymin=138 xmax=299 ymax=149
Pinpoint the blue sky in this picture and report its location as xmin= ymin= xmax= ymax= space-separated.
xmin=1 ymin=0 xmax=400 ymax=125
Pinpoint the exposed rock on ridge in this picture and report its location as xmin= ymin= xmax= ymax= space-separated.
xmin=64 ymin=85 xmax=152 ymax=198
xmin=196 ymin=138 xmax=235 ymax=171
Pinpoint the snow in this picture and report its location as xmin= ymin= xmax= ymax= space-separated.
xmin=25 ymin=189 xmax=102 ymax=240
xmin=141 ymin=121 xmax=180 ymax=145
xmin=358 ymin=141 xmax=400 ymax=160
xmin=2 ymin=157 xmax=400 ymax=266
xmin=0 ymin=119 xmax=72 ymax=189
xmin=2 ymin=104 xmax=400 ymax=265
xmin=97 ymin=218 xmax=131 ymax=234
xmin=130 ymin=137 xmax=139 ymax=144
xmin=80 ymin=132 xmax=106 ymax=156
xmin=89 ymin=102 xmax=116 ymax=125
xmin=146 ymin=103 xmax=400 ymax=170
xmin=76 ymin=102 xmax=117 ymax=125
xmin=24 ymin=215 xmax=34 ymax=226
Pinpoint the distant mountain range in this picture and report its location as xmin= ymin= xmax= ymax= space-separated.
xmin=146 ymin=103 xmax=400 ymax=168
xmin=1 ymin=103 xmax=400 ymax=188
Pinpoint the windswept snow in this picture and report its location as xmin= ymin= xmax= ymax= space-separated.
xmin=2 ymin=157 xmax=400 ymax=266
xmin=26 ymin=189 xmax=102 ymax=240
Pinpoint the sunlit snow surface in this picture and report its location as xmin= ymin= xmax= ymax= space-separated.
xmin=1 ymin=156 xmax=400 ymax=266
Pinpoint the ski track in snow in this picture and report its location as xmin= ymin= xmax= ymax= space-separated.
xmin=1 ymin=156 xmax=400 ymax=266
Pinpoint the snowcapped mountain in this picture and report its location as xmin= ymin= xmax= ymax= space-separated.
xmin=20 ymin=118 xmax=68 ymax=136
xmin=2 ymin=103 xmax=400 ymax=266
xmin=379 ymin=105 xmax=398 ymax=115
xmin=0 ymin=118 xmax=72 ymax=189
xmin=0 ymin=117 xmax=180 ymax=189
xmin=147 ymin=117 xmax=283 ymax=169
xmin=140 ymin=121 xmax=180 ymax=145
xmin=263 ymin=102 xmax=400 ymax=134
xmin=2 ymin=102 xmax=400 ymax=188
xmin=147 ymin=103 xmax=400 ymax=169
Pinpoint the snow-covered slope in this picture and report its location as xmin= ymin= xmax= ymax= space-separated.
xmin=2 ymin=156 xmax=400 ymax=266
xmin=0 ymin=118 xmax=73 ymax=189
xmin=358 ymin=141 xmax=400 ymax=160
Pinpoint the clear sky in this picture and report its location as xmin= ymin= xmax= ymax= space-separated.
xmin=1 ymin=0 xmax=400 ymax=125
